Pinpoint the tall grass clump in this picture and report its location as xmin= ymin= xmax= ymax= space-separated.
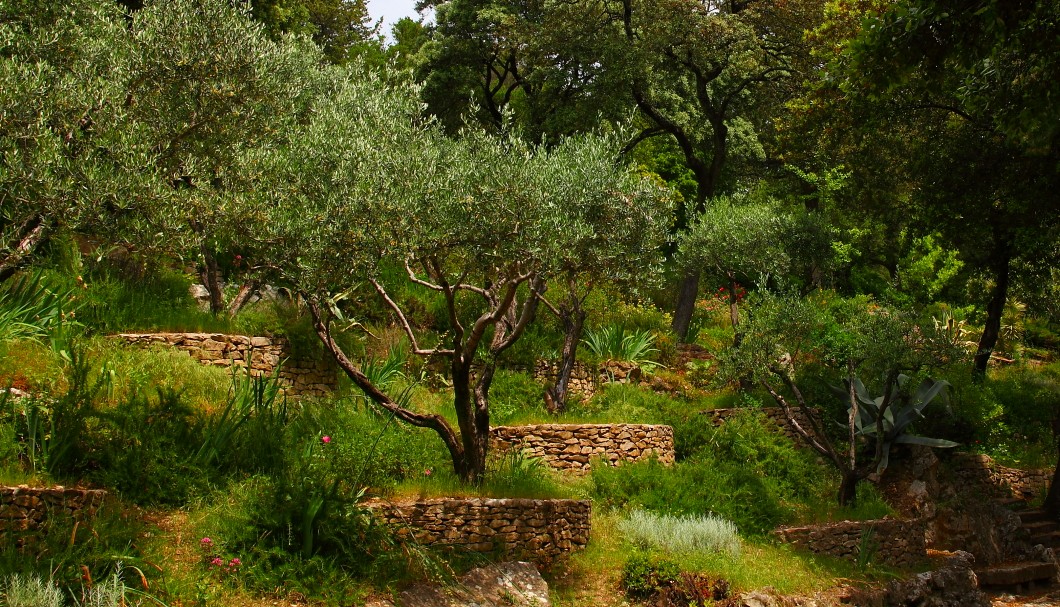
xmin=619 ymin=509 xmax=741 ymax=558
xmin=583 ymin=325 xmax=661 ymax=368
xmin=0 ymin=271 xmax=78 ymax=344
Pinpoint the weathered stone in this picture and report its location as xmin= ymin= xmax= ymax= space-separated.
xmin=394 ymin=561 xmax=550 ymax=607
xmin=885 ymin=551 xmax=989 ymax=607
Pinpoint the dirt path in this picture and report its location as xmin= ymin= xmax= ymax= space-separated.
xmin=991 ymin=588 xmax=1060 ymax=607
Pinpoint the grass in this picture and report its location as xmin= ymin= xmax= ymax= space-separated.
xmin=549 ymin=511 xmax=892 ymax=607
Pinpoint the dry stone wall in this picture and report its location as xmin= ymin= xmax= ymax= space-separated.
xmin=490 ymin=424 xmax=675 ymax=472
xmin=116 ymin=333 xmax=336 ymax=397
xmin=0 ymin=485 xmax=105 ymax=545
xmin=370 ymin=498 xmax=591 ymax=563
xmin=703 ymin=407 xmax=820 ymax=443
xmin=774 ymin=518 xmax=927 ymax=568
xmin=530 ymin=360 xmax=643 ymax=399
xmin=948 ymin=453 xmax=1051 ymax=501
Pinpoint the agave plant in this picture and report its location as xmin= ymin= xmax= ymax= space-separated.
xmin=835 ymin=374 xmax=959 ymax=474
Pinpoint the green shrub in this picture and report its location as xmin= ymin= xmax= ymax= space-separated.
xmin=0 ymin=270 xmax=78 ymax=344
xmin=618 ymin=509 xmax=741 ymax=558
xmin=488 ymin=371 xmax=545 ymax=424
xmin=94 ymin=387 xmax=211 ymax=506
xmin=483 ymin=448 xmax=569 ymax=499
xmin=0 ymin=499 xmax=152 ymax=601
xmin=591 ymin=458 xmax=785 ymax=536
xmin=621 ymin=551 xmax=681 ymax=600
xmin=574 ymin=383 xmax=683 ymax=424
xmin=78 ymin=266 xmax=218 ymax=334
xmin=594 ymin=298 xmax=673 ymax=336
xmin=2 ymin=574 xmax=64 ymax=607
xmin=593 ymin=410 xmax=836 ymax=534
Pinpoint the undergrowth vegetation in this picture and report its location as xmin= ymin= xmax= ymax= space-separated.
xmin=1 ymin=255 xmax=1054 ymax=606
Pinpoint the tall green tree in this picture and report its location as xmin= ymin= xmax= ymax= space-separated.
xmin=790 ymin=0 xmax=1060 ymax=376
xmin=678 ymin=196 xmax=833 ymax=345
xmin=576 ymin=0 xmax=824 ymax=341
xmin=416 ymin=0 xmax=622 ymax=142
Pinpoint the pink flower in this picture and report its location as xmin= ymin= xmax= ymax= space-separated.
xmin=321 ymin=435 xmax=331 ymax=444
xmin=200 ymin=537 xmax=213 ymax=548
xmin=229 ymin=557 xmax=241 ymax=566
xmin=211 ymin=557 xmax=224 ymax=567
xmin=423 ymin=468 xmax=432 ymax=477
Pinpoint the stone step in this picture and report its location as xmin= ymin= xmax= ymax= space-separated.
xmin=976 ymin=561 xmax=1057 ymax=590
xmin=1024 ymin=520 xmax=1059 ymax=535
xmin=1029 ymin=530 xmax=1060 ymax=548
xmin=1019 ymin=508 xmax=1056 ymax=525
xmin=996 ymin=497 xmax=1031 ymax=510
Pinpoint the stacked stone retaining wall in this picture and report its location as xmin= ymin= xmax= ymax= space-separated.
xmin=117 ymin=333 xmax=336 ymax=397
xmin=528 ymin=360 xmax=643 ymax=399
xmin=948 ymin=453 xmax=1051 ymax=501
xmin=774 ymin=518 xmax=927 ymax=568
xmin=370 ymin=498 xmax=591 ymax=563
xmin=703 ymin=407 xmax=820 ymax=443
xmin=490 ymin=424 xmax=675 ymax=472
xmin=0 ymin=486 xmax=106 ymax=545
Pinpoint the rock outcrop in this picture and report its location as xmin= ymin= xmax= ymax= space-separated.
xmin=366 ymin=561 xmax=550 ymax=607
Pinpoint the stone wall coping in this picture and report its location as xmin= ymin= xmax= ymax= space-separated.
xmin=492 ymin=423 xmax=672 ymax=431
xmin=775 ymin=516 xmax=919 ymax=533
xmin=367 ymin=497 xmax=590 ymax=508
xmin=1 ymin=485 xmax=107 ymax=496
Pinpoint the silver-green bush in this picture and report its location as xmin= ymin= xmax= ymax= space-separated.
xmin=618 ymin=509 xmax=741 ymax=559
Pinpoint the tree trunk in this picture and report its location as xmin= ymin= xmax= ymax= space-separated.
xmin=227 ymin=279 xmax=259 ymax=317
xmin=672 ymin=270 xmax=701 ymax=342
xmin=973 ymin=242 xmax=1012 ymax=377
xmin=1045 ymin=445 xmax=1060 ymax=519
xmin=450 ymin=355 xmax=482 ymax=483
xmin=0 ymin=216 xmax=49 ymax=283
xmin=546 ymin=305 xmax=586 ymax=414
xmin=727 ymin=273 xmax=741 ymax=347
xmin=200 ymin=245 xmax=225 ymax=315
xmin=837 ymin=468 xmax=861 ymax=507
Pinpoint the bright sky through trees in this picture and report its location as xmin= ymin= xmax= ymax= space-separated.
xmin=367 ymin=0 xmax=430 ymax=38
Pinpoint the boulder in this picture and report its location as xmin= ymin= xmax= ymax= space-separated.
xmin=884 ymin=551 xmax=989 ymax=607
xmin=384 ymin=561 xmax=550 ymax=607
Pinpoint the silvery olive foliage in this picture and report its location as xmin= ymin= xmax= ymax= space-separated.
xmin=245 ymin=74 xmax=671 ymax=480
xmin=0 ymin=0 xmax=143 ymax=278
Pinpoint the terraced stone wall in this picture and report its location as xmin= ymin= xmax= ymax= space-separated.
xmin=370 ymin=498 xmax=591 ymax=563
xmin=490 ymin=424 xmax=675 ymax=472
xmin=0 ymin=486 xmax=106 ymax=545
xmin=774 ymin=518 xmax=927 ymax=568
xmin=703 ymin=407 xmax=820 ymax=443
xmin=949 ymin=453 xmax=1051 ymax=501
xmin=530 ymin=360 xmax=643 ymax=398
xmin=116 ymin=333 xmax=336 ymax=397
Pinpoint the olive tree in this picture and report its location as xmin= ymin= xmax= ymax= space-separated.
xmin=678 ymin=196 xmax=833 ymax=346
xmin=728 ymin=293 xmax=959 ymax=505
xmin=533 ymin=157 xmax=670 ymax=413
xmin=0 ymin=0 xmax=141 ymax=281
xmin=120 ymin=0 xmax=326 ymax=315
xmin=245 ymin=65 xmax=669 ymax=481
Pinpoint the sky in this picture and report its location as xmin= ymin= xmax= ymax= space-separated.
xmin=367 ymin=0 xmax=433 ymax=41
